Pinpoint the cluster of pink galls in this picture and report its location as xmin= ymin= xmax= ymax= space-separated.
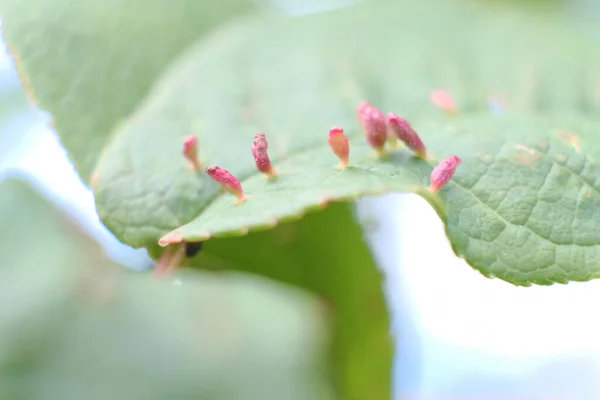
xmin=182 ymin=101 xmax=462 ymax=204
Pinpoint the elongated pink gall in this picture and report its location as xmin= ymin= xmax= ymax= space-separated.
xmin=182 ymin=135 xmax=202 ymax=171
xmin=357 ymin=102 xmax=387 ymax=155
xmin=430 ymin=90 xmax=457 ymax=113
xmin=252 ymin=132 xmax=277 ymax=180
xmin=205 ymin=165 xmax=247 ymax=204
xmin=328 ymin=126 xmax=349 ymax=168
xmin=387 ymin=113 xmax=427 ymax=158
xmin=429 ymin=155 xmax=461 ymax=192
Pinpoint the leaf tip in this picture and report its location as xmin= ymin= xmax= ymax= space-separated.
xmin=158 ymin=231 xmax=184 ymax=246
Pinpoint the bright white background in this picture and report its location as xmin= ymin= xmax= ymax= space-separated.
xmin=2 ymin=1 xmax=600 ymax=397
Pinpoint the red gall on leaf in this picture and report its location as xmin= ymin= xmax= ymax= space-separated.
xmin=429 ymin=155 xmax=461 ymax=192
xmin=205 ymin=165 xmax=247 ymax=204
xmin=357 ymin=102 xmax=387 ymax=156
xmin=328 ymin=126 xmax=350 ymax=168
xmin=252 ymin=132 xmax=277 ymax=180
xmin=386 ymin=113 xmax=427 ymax=159
xmin=430 ymin=90 xmax=457 ymax=114
xmin=182 ymin=134 xmax=202 ymax=171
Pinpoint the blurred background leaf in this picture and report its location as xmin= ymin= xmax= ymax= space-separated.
xmin=190 ymin=203 xmax=393 ymax=400
xmin=0 ymin=176 xmax=331 ymax=400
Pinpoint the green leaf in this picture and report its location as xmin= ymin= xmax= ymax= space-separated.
xmin=88 ymin=0 xmax=600 ymax=285
xmin=190 ymin=203 xmax=393 ymax=400
xmin=4 ymin=0 xmax=600 ymax=289
xmin=0 ymin=0 xmax=258 ymax=182
xmin=2 ymin=3 xmax=394 ymax=396
xmin=427 ymin=113 xmax=600 ymax=286
xmin=0 ymin=177 xmax=331 ymax=400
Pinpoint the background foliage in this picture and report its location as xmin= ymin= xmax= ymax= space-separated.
xmin=1 ymin=0 xmax=600 ymax=398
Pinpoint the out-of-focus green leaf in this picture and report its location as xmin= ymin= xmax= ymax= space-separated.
xmin=0 ymin=0 xmax=259 ymax=181
xmin=190 ymin=203 xmax=393 ymax=400
xmin=0 ymin=177 xmax=331 ymax=400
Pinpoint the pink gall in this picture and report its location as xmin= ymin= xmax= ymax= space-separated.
xmin=252 ymin=132 xmax=277 ymax=180
xmin=357 ymin=102 xmax=387 ymax=155
xmin=328 ymin=126 xmax=350 ymax=168
xmin=387 ymin=113 xmax=427 ymax=158
xmin=430 ymin=90 xmax=457 ymax=114
xmin=205 ymin=165 xmax=247 ymax=204
xmin=182 ymin=135 xmax=202 ymax=171
xmin=429 ymin=155 xmax=461 ymax=192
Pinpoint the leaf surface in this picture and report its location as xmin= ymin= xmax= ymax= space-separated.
xmin=89 ymin=0 xmax=600 ymax=285
xmin=4 ymin=1 xmax=600 ymax=286
xmin=0 ymin=0 xmax=258 ymax=181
